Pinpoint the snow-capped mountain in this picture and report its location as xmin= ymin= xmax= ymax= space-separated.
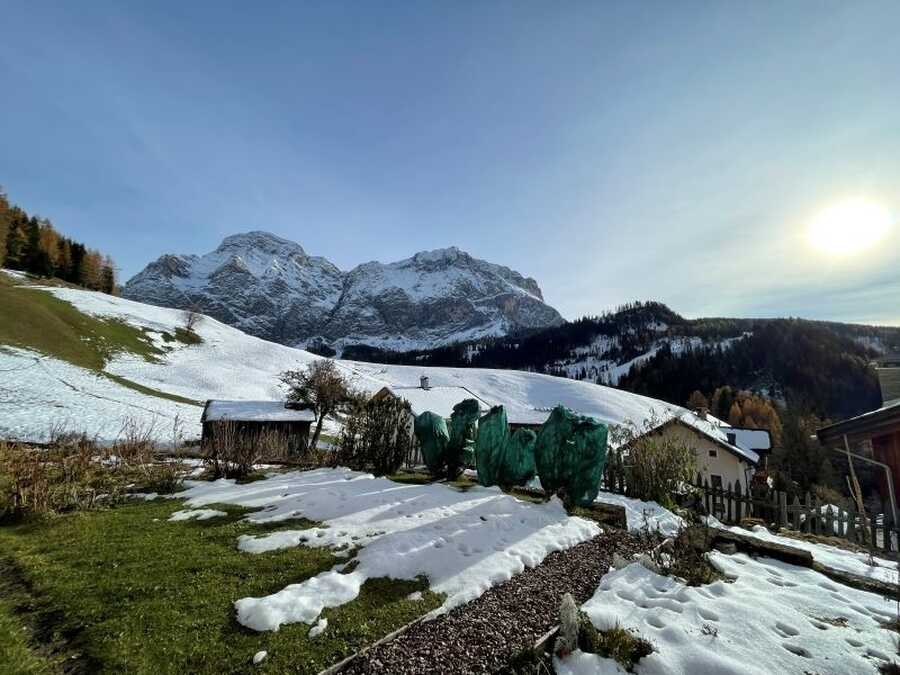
xmin=123 ymin=232 xmax=563 ymax=350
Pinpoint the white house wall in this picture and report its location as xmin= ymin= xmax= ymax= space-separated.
xmin=659 ymin=423 xmax=753 ymax=489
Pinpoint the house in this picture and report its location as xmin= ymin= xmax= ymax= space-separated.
xmin=647 ymin=411 xmax=764 ymax=490
xmin=372 ymin=377 xmax=492 ymax=420
xmin=201 ymin=400 xmax=316 ymax=456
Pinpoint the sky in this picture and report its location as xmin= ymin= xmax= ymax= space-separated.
xmin=1 ymin=1 xmax=899 ymax=325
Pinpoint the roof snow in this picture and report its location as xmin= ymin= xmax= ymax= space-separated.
xmin=203 ymin=400 xmax=316 ymax=423
xmin=379 ymin=385 xmax=491 ymax=419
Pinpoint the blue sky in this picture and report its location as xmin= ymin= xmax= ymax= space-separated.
xmin=1 ymin=1 xmax=899 ymax=324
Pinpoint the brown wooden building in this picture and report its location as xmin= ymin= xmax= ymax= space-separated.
xmin=817 ymin=400 xmax=900 ymax=504
xmin=201 ymin=400 xmax=316 ymax=456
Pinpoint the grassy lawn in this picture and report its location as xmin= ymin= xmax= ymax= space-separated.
xmin=0 ymin=499 xmax=442 ymax=674
xmin=0 ymin=594 xmax=59 ymax=675
xmin=0 ymin=273 xmax=201 ymax=407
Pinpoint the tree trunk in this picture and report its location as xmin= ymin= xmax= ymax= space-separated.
xmin=310 ymin=413 xmax=326 ymax=453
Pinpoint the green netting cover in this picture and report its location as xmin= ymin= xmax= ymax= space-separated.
xmin=533 ymin=405 xmax=608 ymax=506
xmin=449 ymin=399 xmax=480 ymax=469
xmin=475 ymin=406 xmax=537 ymax=487
xmin=474 ymin=406 xmax=509 ymax=487
xmin=414 ymin=411 xmax=450 ymax=476
xmin=505 ymin=428 xmax=537 ymax=485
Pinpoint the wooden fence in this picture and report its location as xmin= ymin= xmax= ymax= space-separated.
xmin=601 ymin=455 xmax=899 ymax=558
xmin=693 ymin=473 xmax=899 ymax=558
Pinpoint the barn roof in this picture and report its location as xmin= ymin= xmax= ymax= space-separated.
xmin=816 ymin=399 xmax=900 ymax=446
xmin=203 ymin=400 xmax=316 ymax=423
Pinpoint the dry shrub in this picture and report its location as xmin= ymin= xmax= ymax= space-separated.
xmin=0 ymin=417 xmax=186 ymax=520
xmin=202 ymin=422 xmax=295 ymax=478
xmin=616 ymin=419 xmax=696 ymax=506
xmin=644 ymin=524 xmax=723 ymax=586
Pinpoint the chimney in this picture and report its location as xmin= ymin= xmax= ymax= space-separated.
xmin=420 ymin=375 xmax=430 ymax=390
xmin=695 ymin=407 xmax=708 ymax=421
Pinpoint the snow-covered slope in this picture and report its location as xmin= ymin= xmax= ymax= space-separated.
xmin=2 ymin=277 xmax=674 ymax=443
xmin=123 ymin=232 xmax=563 ymax=350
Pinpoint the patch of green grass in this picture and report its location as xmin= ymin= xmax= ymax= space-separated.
xmin=0 ymin=274 xmax=163 ymax=370
xmin=0 ymin=499 xmax=442 ymax=674
xmin=578 ymin=619 xmax=653 ymax=672
xmin=0 ymin=274 xmax=202 ymax=407
xmin=104 ymin=374 xmax=201 ymax=407
xmin=0 ymin=595 xmax=60 ymax=675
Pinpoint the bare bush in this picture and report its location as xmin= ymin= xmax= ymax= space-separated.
xmin=0 ymin=417 xmax=187 ymax=519
xmin=615 ymin=419 xmax=696 ymax=506
xmin=182 ymin=303 xmax=202 ymax=333
xmin=201 ymin=422 xmax=294 ymax=478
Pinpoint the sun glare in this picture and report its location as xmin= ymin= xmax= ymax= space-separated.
xmin=807 ymin=199 xmax=892 ymax=256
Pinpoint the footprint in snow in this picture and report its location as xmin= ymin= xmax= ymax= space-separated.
xmin=773 ymin=622 xmax=799 ymax=638
xmin=646 ymin=615 xmax=666 ymax=629
xmin=782 ymin=643 xmax=811 ymax=658
xmin=868 ymin=648 xmax=892 ymax=661
xmin=845 ymin=637 xmax=864 ymax=647
xmin=697 ymin=607 xmax=719 ymax=622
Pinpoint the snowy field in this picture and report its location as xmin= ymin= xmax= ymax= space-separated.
xmin=3 ymin=279 xmax=679 ymax=443
xmin=711 ymin=520 xmax=899 ymax=586
xmin=557 ymin=555 xmax=898 ymax=675
xmin=172 ymin=467 xmax=600 ymax=631
xmin=0 ymin=345 xmax=200 ymax=443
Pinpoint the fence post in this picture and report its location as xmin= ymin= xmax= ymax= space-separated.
xmin=704 ymin=477 xmax=712 ymax=517
xmin=734 ymin=479 xmax=743 ymax=522
xmin=726 ymin=481 xmax=734 ymax=524
xmin=778 ymin=492 xmax=787 ymax=528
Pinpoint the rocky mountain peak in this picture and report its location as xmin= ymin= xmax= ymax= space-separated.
xmin=123 ymin=232 xmax=563 ymax=351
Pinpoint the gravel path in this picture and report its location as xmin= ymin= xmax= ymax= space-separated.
xmin=341 ymin=530 xmax=645 ymax=675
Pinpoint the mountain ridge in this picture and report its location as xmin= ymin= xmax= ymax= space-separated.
xmin=340 ymin=300 xmax=900 ymax=420
xmin=123 ymin=231 xmax=564 ymax=350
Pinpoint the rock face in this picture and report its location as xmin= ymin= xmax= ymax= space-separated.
xmin=123 ymin=232 xmax=563 ymax=350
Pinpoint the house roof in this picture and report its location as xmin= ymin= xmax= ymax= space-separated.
xmin=816 ymin=399 xmax=900 ymax=446
xmin=378 ymin=385 xmax=491 ymax=419
xmin=203 ymin=400 xmax=316 ymax=423
xmin=655 ymin=412 xmax=760 ymax=465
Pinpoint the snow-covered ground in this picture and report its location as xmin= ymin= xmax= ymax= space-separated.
xmin=0 ymin=345 xmax=200 ymax=443
xmin=558 ymin=555 xmax=898 ymax=675
xmin=172 ymin=467 xmax=600 ymax=631
xmin=2 ymin=278 xmax=680 ymax=443
xmin=711 ymin=521 xmax=898 ymax=586
xmin=594 ymin=492 xmax=684 ymax=537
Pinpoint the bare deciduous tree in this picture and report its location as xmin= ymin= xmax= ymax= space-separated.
xmin=280 ymin=360 xmax=352 ymax=452
xmin=182 ymin=303 xmax=202 ymax=333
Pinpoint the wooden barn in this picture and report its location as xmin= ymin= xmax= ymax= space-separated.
xmin=201 ymin=400 xmax=316 ymax=456
xmin=817 ymin=399 xmax=900 ymax=515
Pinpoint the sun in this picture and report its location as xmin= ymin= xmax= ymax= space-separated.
xmin=807 ymin=199 xmax=892 ymax=256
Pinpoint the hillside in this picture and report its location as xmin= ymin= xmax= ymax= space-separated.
xmin=342 ymin=301 xmax=900 ymax=420
xmin=0 ymin=270 xmax=671 ymax=444
xmin=123 ymin=232 xmax=563 ymax=351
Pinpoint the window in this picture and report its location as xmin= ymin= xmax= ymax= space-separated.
xmin=708 ymin=449 xmax=718 ymax=458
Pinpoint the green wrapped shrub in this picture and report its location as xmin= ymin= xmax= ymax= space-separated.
xmin=533 ymin=405 xmax=608 ymax=507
